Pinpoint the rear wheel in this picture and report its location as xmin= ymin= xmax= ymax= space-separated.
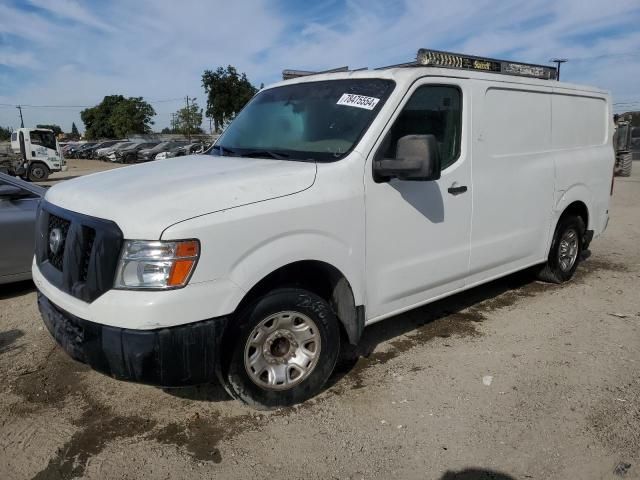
xmin=222 ymin=288 xmax=340 ymax=409
xmin=537 ymin=215 xmax=585 ymax=283
xmin=618 ymin=153 xmax=632 ymax=177
xmin=28 ymin=162 xmax=49 ymax=182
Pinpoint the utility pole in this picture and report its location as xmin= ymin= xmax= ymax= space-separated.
xmin=185 ymin=95 xmax=191 ymax=142
xmin=170 ymin=113 xmax=177 ymax=134
xmin=16 ymin=105 xmax=24 ymax=127
xmin=550 ymin=58 xmax=568 ymax=81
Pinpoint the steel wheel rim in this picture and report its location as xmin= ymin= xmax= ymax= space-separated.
xmin=244 ymin=311 xmax=321 ymax=391
xmin=558 ymin=228 xmax=579 ymax=272
xmin=31 ymin=166 xmax=45 ymax=179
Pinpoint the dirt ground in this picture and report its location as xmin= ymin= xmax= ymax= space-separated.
xmin=36 ymin=158 xmax=125 ymax=187
xmin=1 ymin=162 xmax=639 ymax=480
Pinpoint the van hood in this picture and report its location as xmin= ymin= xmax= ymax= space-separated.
xmin=45 ymin=154 xmax=317 ymax=238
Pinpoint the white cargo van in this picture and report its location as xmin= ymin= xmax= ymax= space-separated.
xmin=34 ymin=49 xmax=614 ymax=408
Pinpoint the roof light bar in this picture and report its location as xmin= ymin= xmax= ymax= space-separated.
xmin=416 ymin=49 xmax=558 ymax=80
xmin=282 ymin=66 xmax=352 ymax=80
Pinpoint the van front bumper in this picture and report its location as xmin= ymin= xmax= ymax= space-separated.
xmin=38 ymin=291 xmax=227 ymax=387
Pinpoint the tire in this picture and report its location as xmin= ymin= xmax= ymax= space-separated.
xmin=221 ymin=288 xmax=341 ymax=409
xmin=537 ymin=215 xmax=585 ymax=283
xmin=619 ymin=153 xmax=632 ymax=177
xmin=28 ymin=162 xmax=49 ymax=182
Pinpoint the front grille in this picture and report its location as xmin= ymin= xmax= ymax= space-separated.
xmin=80 ymin=227 xmax=96 ymax=281
xmin=35 ymin=202 xmax=123 ymax=303
xmin=47 ymin=214 xmax=71 ymax=270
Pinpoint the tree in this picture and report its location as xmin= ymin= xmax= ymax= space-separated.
xmin=172 ymin=100 xmax=204 ymax=136
xmin=202 ymin=66 xmax=257 ymax=132
xmin=81 ymin=95 xmax=155 ymax=139
xmin=70 ymin=122 xmax=80 ymax=139
xmin=36 ymin=124 xmax=63 ymax=136
xmin=0 ymin=126 xmax=11 ymax=141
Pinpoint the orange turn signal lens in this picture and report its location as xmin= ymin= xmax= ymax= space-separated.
xmin=168 ymin=259 xmax=196 ymax=286
xmin=167 ymin=240 xmax=199 ymax=287
xmin=176 ymin=240 xmax=199 ymax=258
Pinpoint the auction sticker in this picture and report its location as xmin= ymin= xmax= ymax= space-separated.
xmin=336 ymin=93 xmax=380 ymax=110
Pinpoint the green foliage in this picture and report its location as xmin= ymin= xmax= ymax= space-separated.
xmin=0 ymin=126 xmax=11 ymax=141
xmin=36 ymin=124 xmax=63 ymax=136
xmin=70 ymin=122 xmax=80 ymax=139
xmin=172 ymin=100 xmax=204 ymax=135
xmin=202 ymin=66 xmax=257 ymax=132
xmin=81 ymin=95 xmax=155 ymax=139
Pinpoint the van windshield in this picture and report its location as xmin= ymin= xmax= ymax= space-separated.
xmin=210 ymin=79 xmax=395 ymax=161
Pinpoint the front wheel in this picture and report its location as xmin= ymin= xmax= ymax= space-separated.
xmin=28 ymin=162 xmax=49 ymax=182
xmin=222 ymin=288 xmax=340 ymax=409
xmin=537 ymin=215 xmax=585 ymax=283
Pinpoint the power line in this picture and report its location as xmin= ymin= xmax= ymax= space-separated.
xmin=0 ymin=97 xmax=184 ymax=109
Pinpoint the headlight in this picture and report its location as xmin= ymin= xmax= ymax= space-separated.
xmin=114 ymin=239 xmax=200 ymax=290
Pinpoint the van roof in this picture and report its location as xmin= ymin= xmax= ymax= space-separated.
xmin=269 ymin=66 xmax=609 ymax=97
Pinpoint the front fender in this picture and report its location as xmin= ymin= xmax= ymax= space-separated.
xmin=228 ymin=230 xmax=363 ymax=306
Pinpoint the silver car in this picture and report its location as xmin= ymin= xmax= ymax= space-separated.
xmin=0 ymin=172 xmax=44 ymax=284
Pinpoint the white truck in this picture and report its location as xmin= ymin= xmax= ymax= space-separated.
xmin=34 ymin=49 xmax=614 ymax=408
xmin=7 ymin=128 xmax=67 ymax=181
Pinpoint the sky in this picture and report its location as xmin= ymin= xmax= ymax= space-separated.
xmin=1 ymin=0 xmax=639 ymax=133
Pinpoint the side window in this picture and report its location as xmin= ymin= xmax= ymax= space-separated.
xmin=383 ymin=85 xmax=462 ymax=169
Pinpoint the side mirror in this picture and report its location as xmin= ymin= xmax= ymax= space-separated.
xmin=0 ymin=184 xmax=27 ymax=199
xmin=374 ymin=134 xmax=441 ymax=182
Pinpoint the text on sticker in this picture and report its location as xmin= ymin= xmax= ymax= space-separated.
xmin=336 ymin=93 xmax=380 ymax=110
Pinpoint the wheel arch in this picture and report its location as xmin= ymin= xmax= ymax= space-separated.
xmin=235 ymin=260 xmax=364 ymax=345
xmin=546 ymin=196 xmax=590 ymax=257
xmin=560 ymin=200 xmax=589 ymax=229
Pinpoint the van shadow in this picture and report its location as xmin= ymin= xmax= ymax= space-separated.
xmin=325 ymin=265 xmax=545 ymax=390
xmin=439 ymin=468 xmax=517 ymax=480
xmin=0 ymin=329 xmax=25 ymax=355
xmin=0 ymin=280 xmax=36 ymax=300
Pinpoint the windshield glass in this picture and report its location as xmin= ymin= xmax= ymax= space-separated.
xmin=211 ymin=79 xmax=395 ymax=161
xmin=30 ymin=130 xmax=57 ymax=150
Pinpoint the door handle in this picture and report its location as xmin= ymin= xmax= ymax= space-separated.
xmin=447 ymin=184 xmax=468 ymax=195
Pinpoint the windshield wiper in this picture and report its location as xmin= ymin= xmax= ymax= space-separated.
xmin=241 ymin=150 xmax=290 ymax=160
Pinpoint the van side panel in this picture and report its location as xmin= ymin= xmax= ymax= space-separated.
xmin=550 ymin=91 xmax=613 ymax=240
xmin=468 ymin=84 xmax=555 ymax=282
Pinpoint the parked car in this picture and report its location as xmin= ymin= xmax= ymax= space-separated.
xmin=33 ymin=48 xmax=614 ymax=409
xmin=111 ymin=142 xmax=160 ymax=164
xmin=104 ymin=142 xmax=140 ymax=162
xmin=137 ymin=141 xmax=187 ymax=162
xmin=154 ymin=142 xmax=199 ymax=160
xmin=94 ymin=141 xmax=129 ymax=160
xmin=0 ymin=172 xmax=44 ymax=284
xmin=177 ymin=142 xmax=209 ymax=156
xmin=62 ymin=143 xmax=80 ymax=156
xmin=101 ymin=142 xmax=138 ymax=161
xmin=81 ymin=141 xmax=119 ymax=159
xmin=70 ymin=142 xmax=97 ymax=158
